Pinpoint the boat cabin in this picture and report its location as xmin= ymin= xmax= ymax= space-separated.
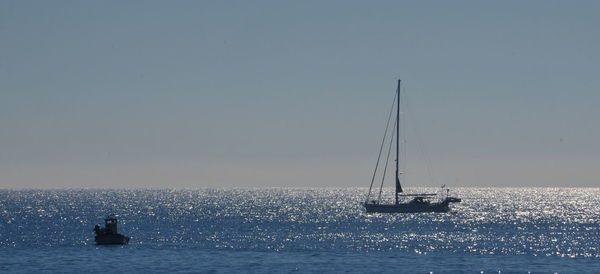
xmin=410 ymin=196 xmax=427 ymax=204
xmin=94 ymin=216 xmax=119 ymax=235
xmin=104 ymin=216 xmax=118 ymax=234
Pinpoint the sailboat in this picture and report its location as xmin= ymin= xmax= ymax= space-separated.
xmin=363 ymin=79 xmax=461 ymax=213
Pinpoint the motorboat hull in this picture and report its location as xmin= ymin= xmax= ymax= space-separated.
xmin=95 ymin=233 xmax=130 ymax=245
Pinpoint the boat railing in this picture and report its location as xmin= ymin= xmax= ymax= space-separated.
xmin=398 ymin=193 xmax=437 ymax=197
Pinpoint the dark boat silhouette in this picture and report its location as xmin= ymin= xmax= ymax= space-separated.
xmin=94 ymin=215 xmax=130 ymax=245
xmin=364 ymin=79 xmax=461 ymax=213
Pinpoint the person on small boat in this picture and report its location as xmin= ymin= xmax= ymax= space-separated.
xmin=94 ymin=224 xmax=105 ymax=235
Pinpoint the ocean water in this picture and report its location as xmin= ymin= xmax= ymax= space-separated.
xmin=0 ymin=188 xmax=599 ymax=273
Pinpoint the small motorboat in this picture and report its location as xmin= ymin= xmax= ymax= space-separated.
xmin=94 ymin=215 xmax=130 ymax=245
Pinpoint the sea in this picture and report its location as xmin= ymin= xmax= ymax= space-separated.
xmin=0 ymin=188 xmax=598 ymax=273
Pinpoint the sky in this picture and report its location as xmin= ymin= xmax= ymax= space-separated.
xmin=1 ymin=0 xmax=599 ymax=188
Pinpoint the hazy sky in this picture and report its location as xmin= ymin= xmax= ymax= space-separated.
xmin=1 ymin=0 xmax=598 ymax=188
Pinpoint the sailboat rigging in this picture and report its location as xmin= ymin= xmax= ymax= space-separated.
xmin=364 ymin=79 xmax=461 ymax=213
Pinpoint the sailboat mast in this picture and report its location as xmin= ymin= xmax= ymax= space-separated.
xmin=395 ymin=79 xmax=402 ymax=205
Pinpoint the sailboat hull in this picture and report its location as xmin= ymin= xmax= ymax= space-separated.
xmin=364 ymin=198 xmax=459 ymax=213
xmin=364 ymin=203 xmax=449 ymax=213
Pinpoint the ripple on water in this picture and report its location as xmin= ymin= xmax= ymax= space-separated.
xmin=0 ymin=187 xmax=599 ymax=259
